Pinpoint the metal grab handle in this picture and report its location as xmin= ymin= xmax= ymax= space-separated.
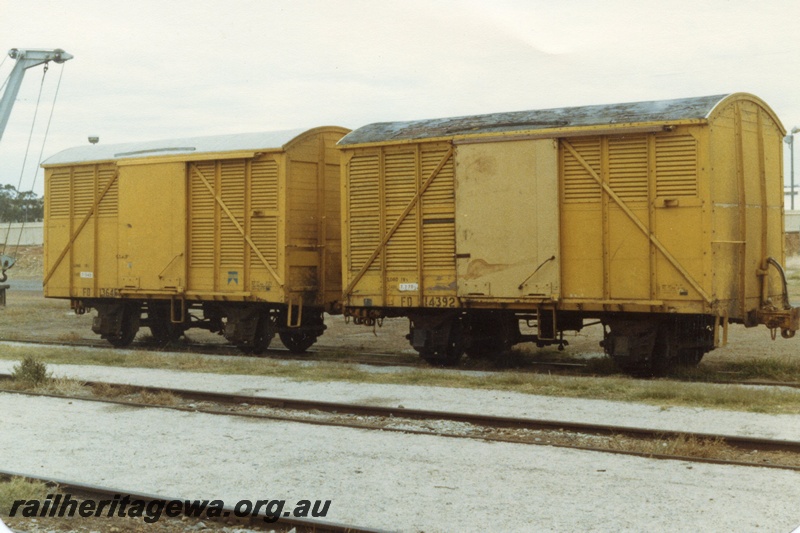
xmin=765 ymin=257 xmax=791 ymax=310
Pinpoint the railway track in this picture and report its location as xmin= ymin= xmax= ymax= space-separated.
xmin=1 ymin=373 xmax=799 ymax=471
xmin=2 ymin=337 xmax=800 ymax=391
xmin=0 ymin=469 xmax=383 ymax=533
xmin=0 ymin=337 xmax=589 ymax=370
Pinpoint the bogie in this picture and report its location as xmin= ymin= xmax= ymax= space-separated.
xmin=408 ymin=314 xmax=464 ymax=367
xmin=405 ymin=310 xmax=578 ymax=366
xmin=145 ymin=301 xmax=185 ymax=345
xmin=603 ymin=315 xmax=716 ymax=376
xmin=92 ymin=302 xmax=140 ymax=348
xmin=82 ymin=298 xmax=328 ymax=354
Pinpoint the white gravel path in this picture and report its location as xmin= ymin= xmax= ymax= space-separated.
xmin=2 ymin=392 xmax=800 ymax=532
xmin=2 ymin=360 xmax=799 ymax=442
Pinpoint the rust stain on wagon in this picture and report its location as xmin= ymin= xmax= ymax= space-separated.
xmin=463 ymin=259 xmax=510 ymax=280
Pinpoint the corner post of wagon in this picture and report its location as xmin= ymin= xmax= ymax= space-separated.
xmin=337 ymin=93 xmax=799 ymax=374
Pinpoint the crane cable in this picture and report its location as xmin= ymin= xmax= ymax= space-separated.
xmin=0 ymin=61 xmax=62 ymax=280
xmin=1 ymin=62 xmax=47 ymax=254
xmin=0 ymin=53 xmax=10 ymax=93
xmin=14 ymin=62 xmax=65 ymax=258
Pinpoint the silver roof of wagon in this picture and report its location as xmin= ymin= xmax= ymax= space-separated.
xmin=338 ymin=94 xmax=731 ymax=145
xmin=42 ymin=128 xmax=310 ymax=166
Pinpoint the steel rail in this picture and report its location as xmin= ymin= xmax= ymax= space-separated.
xmin=2 ymin=374 xmax=800 ymax=470
xmin=0 ymin=337 xmax=423 ymax=369
xmin=4 ymin=338 xmax=800 ymax=387
xmin=0 ymin=337 xmax=580 ymax=370
xmin=0 ymin=469 xmax=387 ymax=533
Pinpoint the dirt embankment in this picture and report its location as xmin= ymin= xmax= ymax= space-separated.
xmin=2 ymin=245 xmax=42 ymax=280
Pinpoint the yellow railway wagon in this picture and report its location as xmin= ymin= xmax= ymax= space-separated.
xmin=43 ymin=126 xmax=349 ymax=353
xmin=338 ymin=94 xmax=798 ymax=373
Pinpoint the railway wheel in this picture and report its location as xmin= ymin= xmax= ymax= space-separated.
xmin=464 ymin=341 xmax=496 ymax=358
xmin=148 ymin=303 xmax=184 ymax=346
xmin=418 ymin=320 xmax=465 ymax=367
xmin=648 ymin=328 xmax=674 ymax=376
xmin=279 ymin=331 xmax=316 ymax=354
xmin=278 ymin=310 xmax=325 ymax=354
xmin=676 ymin=348 xmax=705 ymax=367
xmin=606 ymin=316 xmax=714 ymax=376
xmin=151 ymin=321 xmax=184 ymax=345
xmin=464 ymin=313 xmax=519 ymax=358
xmin=251 ymin=314 xmax=276 ymax=356
xmin=106 ymin=305 xmax=140 ymax=348
xmin=604 ymin=319 xmax=661 ymax=376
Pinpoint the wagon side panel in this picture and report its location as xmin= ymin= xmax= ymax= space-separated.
xmin=650 ymin=130 xmax=708 ymax=308
xmin=342 ymin=147 xmax=382 ymax=308
xmin=343 ymin=142 xmax=457 ymax=310
xmin=94 ymin=165 xmax=120 ymax=297
xmin=43 ymin=163 xmax=119 ymax=299
xmin=43 ymin=166 xmax=73 ymax=298
xmin=419 ymin=144 xmax=458 ymax=306
xmin=559 ymin=129 xmax=711 ymax=313
xmin=185 ymin=155 xmax=284 ymax=301
xmin=560 ymin=137 xmax=604 ymax=302
xmin=187 ymin=160 xmax=217 ymax=294
xmin=248 ymin=154 xmax=284 ymax=299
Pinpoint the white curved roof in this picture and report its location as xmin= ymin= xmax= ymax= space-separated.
xmin=42 ymin=128 xmax=310 ymax=166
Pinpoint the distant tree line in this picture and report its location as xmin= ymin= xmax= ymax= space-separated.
xmin=0 ymin=184 xmax=43 ymax=222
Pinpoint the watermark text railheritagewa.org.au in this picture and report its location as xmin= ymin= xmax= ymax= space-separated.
xmin=7 ymin=493 xmax=331 ymax=523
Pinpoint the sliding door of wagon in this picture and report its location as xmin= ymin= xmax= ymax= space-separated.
xmin=454 ymin=139 xmax=560 ymax=302
xmin=118 ymin=162 xmax=186 ymax=293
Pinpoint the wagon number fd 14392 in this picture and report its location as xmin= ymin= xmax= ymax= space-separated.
xmin=425 ymin=296 xmax=457 ymax=308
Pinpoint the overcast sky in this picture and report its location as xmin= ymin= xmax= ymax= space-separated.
xmin=2 ymin=0 xmax=800 ymax=197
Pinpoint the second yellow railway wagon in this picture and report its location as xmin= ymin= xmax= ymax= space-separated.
xmin=43 ymin=126 xmax=349 ymax=353
xmin=338 ymin=93 xmax=799 ymax=373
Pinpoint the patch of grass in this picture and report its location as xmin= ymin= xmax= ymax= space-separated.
xmin=0 ymin=304 xmax=64 ymax=326
xmin=607 ymin=434 xmax=729 ymax=459
xmin=33 ymin=377 xmax=88 ymax=397
xmin=1 ymin=344 xmax=800 ymax=414
xmin=55 ymin=332 xmax=84 ymax=343
xmin=137 ymin=390 xmax=180 ymax=406
xmin=4 ymin=359 xmax=86 ymax=396
xmin=90 ymin=382 xmax=136 ymax=398
xmin=581 ymin=356 xmax=625 ymax=375
xmin=10 ymin=356 xmax=50 ymax=386
xmin=0 ymin=477 xmax=51 ymax=517
xmin=672 ymin=356 xmax=800 ymax=382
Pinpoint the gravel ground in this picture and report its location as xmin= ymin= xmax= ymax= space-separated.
xmin=2 ymin=392 xmax=800 ymax=532
xmin=2 ymin=359 xmax=799 ymax=442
